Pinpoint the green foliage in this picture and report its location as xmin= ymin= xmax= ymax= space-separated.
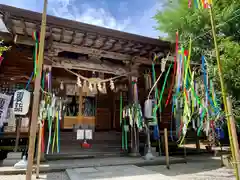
xmin=154 ymin=0 xmax=240 ymax=115
xmin=0 ymin=40 xmax=10 ymax=56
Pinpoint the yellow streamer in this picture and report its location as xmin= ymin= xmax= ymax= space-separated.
xmin=207 ymin=0 xmax=212 ymax=5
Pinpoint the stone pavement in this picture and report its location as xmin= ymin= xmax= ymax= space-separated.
xmin=0 ymin=156 xmax=185 ymax=175
xmin=66 ymin=165 xmax=176 ymax=180
xmin=0 ymin=156 xmax=235 ymax=180
xmin=144 ymin=156 xmax=235 ymax=180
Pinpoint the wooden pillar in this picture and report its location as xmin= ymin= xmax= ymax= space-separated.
xmin=128 ymin=61 xmax=140 ymax=156
xmin=26 ymin=1 xmax=48 ymax=179
xmin=112 ymin=92 xmax=116 ymax=129
xmin=78 ymin=87 xmax=83 ymax=116
xmin=127 ymin=62 xmax=134 ymax=154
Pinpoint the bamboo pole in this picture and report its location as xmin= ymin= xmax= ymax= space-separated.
xmin=164 ymin=128 xmax=170 ymax=169
xmin=25 ymin=0 xmax=48 ymax=179
xmin=36 ymin=124 xmax=43 ymax=178
xmin=226 ymin=97 xmax=240 ymax=175
xmin=209 ymin=5 xmax=239 ymax=180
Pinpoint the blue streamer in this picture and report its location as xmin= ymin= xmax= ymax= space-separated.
xmin=194 ymin=0 xmax=198 ymax=8
xmin=25 ymin=72 xmax=34 ymax=90
xmin=201 ymin=56 xmax=219 ymax=114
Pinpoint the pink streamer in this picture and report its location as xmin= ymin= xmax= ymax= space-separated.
xmin=0 ymin=56 xmax=4 ymax=66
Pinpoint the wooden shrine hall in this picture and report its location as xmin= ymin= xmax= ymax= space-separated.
xmin=0 ymin=4 xmax=174 ymax=158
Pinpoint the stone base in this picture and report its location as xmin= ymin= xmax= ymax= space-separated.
xmin=222 ymin=154 xmax=232 ymax=168
xmin=3 ymin=152 xmax=22 ymax=166
xmin=128 ymin=152 xmax=141 ymax=157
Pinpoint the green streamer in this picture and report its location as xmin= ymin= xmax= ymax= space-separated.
xmin=120 ymin=92 xmax=124 ymax=150
xmin=153 ymin=63 xmax=173 ymax=113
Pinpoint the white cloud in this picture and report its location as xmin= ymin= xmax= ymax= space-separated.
xmin=49 ymin=1 xmax=131 ymax=31
xmin=0 ymin=0 xmax=164 ymax=38
xmin=125 ymin=2 xmax=166 ymax=38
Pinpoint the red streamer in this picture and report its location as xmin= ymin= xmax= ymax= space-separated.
xmin=41 ymin=121 xmax=45 ymax=153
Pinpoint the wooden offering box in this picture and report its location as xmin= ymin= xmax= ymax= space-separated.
xmin=63 ymin=116 xmax=96 ymax=129
xmin=77 ymin=116 xmax=95 ymax=126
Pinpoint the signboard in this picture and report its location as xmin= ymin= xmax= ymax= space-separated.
xmin=13 ymin=89 xmax=31 ymax=115
xmin=77 ymin=129 xmax=84 ymax=140
xmin=76 ymin=129 xmax=93 ymax=140
xmin=85 ymin=129 xmax=93 ymax=140
xmin=0 ymin=93 xmax=12 ymax=126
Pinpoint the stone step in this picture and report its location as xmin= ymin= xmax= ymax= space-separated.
xmin=6 ymin=152 xmax=22 ymax=159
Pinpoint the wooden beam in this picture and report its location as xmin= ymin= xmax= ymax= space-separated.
xmin=70 ymin=31 xmax=76 ymax=44
xmin=60 ymin=28 xmax=64 ymax=42
xmin=12 ymin=34 xmax=157 ymax=64
xmin=21 ymin=19 xmax=28 ymax=37
xmin=52 ymin=41 xmax=132 ymax=61
xmin=46 ymin=56 xmax=129 ymax=75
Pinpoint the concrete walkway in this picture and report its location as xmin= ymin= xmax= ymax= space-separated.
xmin=0 ymin=156 xmax=185 ymax=175
xmin=66 ymin=165 xmax=176 ymax=180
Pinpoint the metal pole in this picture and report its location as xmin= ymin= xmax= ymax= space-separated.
xmin=26 ymin=0 xmax=48 ymax=179
xmin=209 ymin=5 xmax=239 ymax=180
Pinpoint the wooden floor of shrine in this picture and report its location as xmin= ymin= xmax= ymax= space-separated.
xmin=44 ymin=131 xmax=123 ymax=159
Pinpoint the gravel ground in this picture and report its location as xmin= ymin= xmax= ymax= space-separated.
xmin=0 ymin=157 xmax=235 ymax=180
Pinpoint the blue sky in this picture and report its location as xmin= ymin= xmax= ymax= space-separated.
xmin=0 ymin=0 xmax=164 ymax=38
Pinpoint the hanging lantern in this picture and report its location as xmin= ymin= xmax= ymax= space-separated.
xmin=110 ymin=79 xmax=114 ymax=90
xmin=60 ymin=81 xmax=64 ymax=90
xmin=77 ymin=77 xmax=82 ymax=87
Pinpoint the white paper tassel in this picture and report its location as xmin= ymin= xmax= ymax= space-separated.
xmin=161 ymin=59 xmax=167 ymax=72
xmin=97 ymin=83 xmax=103 ymax=93
xmin=60 ymin=81 xmax=64 ymax=90
xmin=92 ymin=83 xmax=97 ymax=94
xmin=110 ymin=79 xmax=114 ymax=90
xmin=88 ymin=82 xmax=93 ymax=92
xmin=102 ymin=83 xmax=107 ymax=94
xmin=192 ymin=119 xmax=196 ymax=130
xmin=82 ymin=80 xmax=88 ymax=92
xmin=77 ymin=77 xmax=82 ymax=87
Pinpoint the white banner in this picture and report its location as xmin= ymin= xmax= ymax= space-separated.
xmin=13 ymin=89 xmax=31 ymax=115
xmin=0 ymin=93 xmax=12 ymax=126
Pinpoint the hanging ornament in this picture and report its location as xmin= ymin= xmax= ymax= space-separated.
xmin=60 ymin=81 xmax=64 ymax=90
xmin=88 ymin=82 xmax=93 ymax=92
xmin=102 ymin=82 xmax=107 ymax=94
xmin=77 ymin=77 xmax=82 ymax=87
xmin=92 ymin=83 xmax=98 ymax=94
xmin=82 ymin=80 xmax=88 ymax=92
xmin=110 ymin=79 xmax=115 ymax=90
xmin=97 ymin=83 xmax=102 ymax=93
xmin=161 ymin=59 xmax=167 ymax=72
